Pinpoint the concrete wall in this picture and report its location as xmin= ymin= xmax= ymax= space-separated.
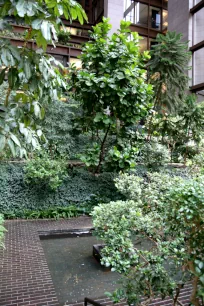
xmin=104 ymin=0 xmax=124 ymax=34
xmin=168 ymin=0 xmax=190 ymax=42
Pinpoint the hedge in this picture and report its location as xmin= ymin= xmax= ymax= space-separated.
xmin=0 ymin=163 xmax=122 ymax=214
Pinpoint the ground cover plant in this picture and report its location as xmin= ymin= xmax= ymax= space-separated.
xmin=92 ymin=172 xmax=204 ymax=306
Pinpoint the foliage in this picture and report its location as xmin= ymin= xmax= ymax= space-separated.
xmin=0 ymin=214 xmax=6 ymax=249
xmin=0 ymin=163 xmax=122 ymax=213
xmin=40 ymin=99 xmax=77 ymax=156
xmin=57 ymin=29 xmax=71 ymax=45
xmin=138 ymin=141 xmax=170 ymax=169
xmin=148 ymin=31 xmax=191 ymax=113
xmin=92 ymin=172 xmax=204 ymax=305
xmin=105 ymin=144 xmax=138 ymax=172
xmin=4 ymin=205 xmax=84 ymax=220
xmin=24 ymin=153 xmax=68 ymax=190
xmin=148 ymin=95 xmax=204 ymax=162
xmin=0 ymin=0 xmax=87 ymax=156
xmin=188 ymin=151 xmax=204 ymax=175
xmin=69 ymin=18 xmax=153 ymax=173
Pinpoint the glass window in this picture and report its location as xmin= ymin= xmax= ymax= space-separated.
xmin=162 ymin=10 xmax=168 ymax=30
xmin=124 ymin=2 xmax=148 ymax=27
xmin=135 ymin=3 xmax=148 ymax=27
xmin=150 ymin=6 xmax=161 ymax=31
xmin=194 ymin=48 xmax=204 ymax=85
xmin=194 ymin=7 xmax=204 ymax=45
xmin=139 ymin=36 xmax=148 ymax=52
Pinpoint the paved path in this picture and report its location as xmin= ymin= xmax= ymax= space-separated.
xmin=0 ymin=217 xmax=192 ymax=306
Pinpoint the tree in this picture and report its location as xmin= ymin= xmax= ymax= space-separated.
xmin=148 ymin=31 xmax=191 ymax=114
xmin=68 ymin=18 xmax=153 ymax=173
xmin=0 ymin=0 xmax=87 ymax=157
xmin=92 ymin=172 xmax=204 ymax=305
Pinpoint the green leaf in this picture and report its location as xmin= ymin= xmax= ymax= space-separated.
xmin=7 ymin=139 xmax=15 ymax=156
xmin=0 ymin=134 xmax=6 ymax=151
xmin=0 ymin=68 xmax=6 ymax=85
xmin=10 ymin=134 xmax=21 ymax=147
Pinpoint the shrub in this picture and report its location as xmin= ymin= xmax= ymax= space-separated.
xmin=92 ymin=172 xmax=204 ymax=305
xmin=24 ymin=153 xmax=68 ymax=190
xmin=138 ymin=141 xmax=170 ymax=169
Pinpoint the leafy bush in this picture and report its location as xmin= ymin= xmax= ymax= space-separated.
xmin=188 ymin=151 xmax=204 ymax=175
xmin=138 ymin=141 xmax=170 ymax=169
xmin=24 ymin=153 xmax=68 ymax=190
xmin=92 ymin=172 xmax=204 ymax=305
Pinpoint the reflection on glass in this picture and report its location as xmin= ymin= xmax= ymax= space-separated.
xmin=70 ymin=58 xmax=82 ymax=69
xmin=139 ymin=36 xmax=148 ymax=52
xmin=150 ymin=6 xmax=161 ymax=30
xmin=124 ymin=2 xmax=148 ymax=27
xmin=162 ymin=10 xmax=168 ymax=30
xmin=135 ymin=3 xmax=148 ymax=27
xmin=194 ymin=7 xmax=204 ymax=44
xmin=194 ymin=49 xmax=204 ymax=85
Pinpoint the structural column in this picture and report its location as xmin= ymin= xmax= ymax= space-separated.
xmin=104 ymin=0 xmax=124 ymax=34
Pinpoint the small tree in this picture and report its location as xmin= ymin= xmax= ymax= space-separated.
xmin=0 ymin=0 xmax=87 ymax=157
xmin=92 ymin=172 xmax=204 ymax=305
xmin=69 ymin=18 xmax=153 ymax=173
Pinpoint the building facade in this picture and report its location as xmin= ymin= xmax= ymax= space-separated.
xmin=168 ymin=0 xmax=204 ymax=99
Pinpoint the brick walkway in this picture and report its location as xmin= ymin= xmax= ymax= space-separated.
xmin=0 ymin=217 xmax=192 ymax=306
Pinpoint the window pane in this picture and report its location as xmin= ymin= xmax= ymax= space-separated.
xmin=194 ymin=48 xmax=204 ymax=85
xmin=135 ymin=3 xmax=148 ymax=27
xmin=162 ymin=10 xmax=168 ymax=30
xmin=150 ymin=6 xmax=161 ymax=31
xmin=194 ymin=7 xmax=204 ymax=44
xmin=124 ymin=2 xmax=148 ymax=27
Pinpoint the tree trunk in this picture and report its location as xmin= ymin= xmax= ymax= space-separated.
xmin=95 ymin=124 xmax=110 ymax=174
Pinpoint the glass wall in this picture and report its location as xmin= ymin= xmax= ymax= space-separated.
xmin=150 ymin=6 xmax=161 ymax=30
xmin=194 ymin=7 xmax=204 ymax=45
xmin=194 ymin=48 xmax=204 ymax=85
xmin=124 ymin=1 xmax=148 ymax=26
xmin=124 ymin=1 xmax=167 ymax=32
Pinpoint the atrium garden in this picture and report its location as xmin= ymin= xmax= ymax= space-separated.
xmin=0 ymin=1 xmax=203 ymax=306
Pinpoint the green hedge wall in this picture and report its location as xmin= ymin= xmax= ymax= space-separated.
xmin=0 ymin=163 xmax=122 ymax=213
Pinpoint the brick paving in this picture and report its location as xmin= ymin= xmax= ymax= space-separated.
xmin=0 ymin=217 xmax=192 ymax=306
